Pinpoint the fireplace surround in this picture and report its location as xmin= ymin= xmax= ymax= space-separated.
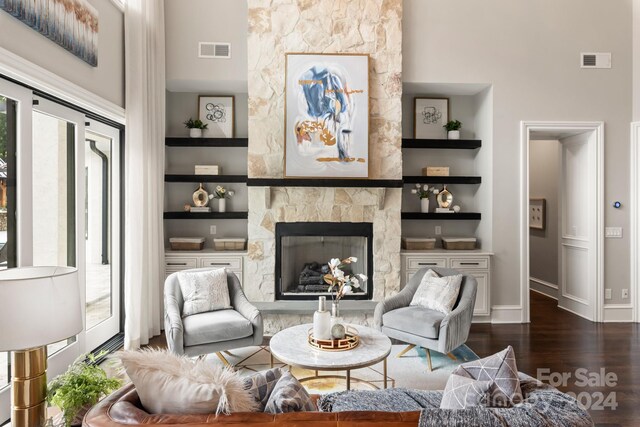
xmin=275 ymin=222 xmax=374 ymax=301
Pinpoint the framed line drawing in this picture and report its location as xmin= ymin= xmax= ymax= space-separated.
xmin=414 ymin=97 xmax=449 ymax=139
xmin=529 ymin=198 xmax=546 ymax=230
xmin=198 ymin=95 xmax=235 ymax=138
xmin=284 ymin=53 xmax=370 ymax=178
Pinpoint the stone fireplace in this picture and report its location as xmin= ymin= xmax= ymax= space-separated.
xmin=246 ymin=0 xmax=403 ymax=334
xmin=275 ymin=222 xmax=374 ymax=300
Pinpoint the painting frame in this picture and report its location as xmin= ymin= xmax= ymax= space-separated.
xmin=0 ymin=0 xmax=99 ymax=66
xmin=529 ymin=198 xmax=546 ymax=230
xmin=414 ymin=97 xmax=449 ymax=139
xmin=284 ymin=52 xmax=370 ymax=179
xmin=198 ymin=95 xmax=235 ymax=139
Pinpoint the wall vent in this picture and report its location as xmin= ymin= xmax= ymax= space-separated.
xmin=199 ymin=42 xmax=231 ymax=59
xmin=580 ymin=52 xmax=611 ymax=69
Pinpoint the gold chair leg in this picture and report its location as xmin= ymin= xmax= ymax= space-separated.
xmin=447 ymin=352 xmax=457 ymax=361
xmin=396 ymin=344 xmax=416 ymax=358
xmin=426 ymin=349 xmax=433 ymax=372
xmin=224 ymin=350 xmax=234 ymax=356
xmin=216 ymin=352 xmax=231 ymax=367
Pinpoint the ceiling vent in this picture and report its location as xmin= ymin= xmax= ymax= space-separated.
xmin=580 ymin=52 xmax=611 ymax=69
xmin=199 ymin=42 xmax=231 ymax=59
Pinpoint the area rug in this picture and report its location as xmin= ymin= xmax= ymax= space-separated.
xmin=205 ymin=344 xmax=478 ymax=394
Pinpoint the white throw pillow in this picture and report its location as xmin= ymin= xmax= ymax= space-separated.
xmin=177 ymin=268 xmax=231 ymax=317
xmin=118 ymin=349 xmax=258 ymax=415
xmin=410 ymin=271 xmax=463 ymax=315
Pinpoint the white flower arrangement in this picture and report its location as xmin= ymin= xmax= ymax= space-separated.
xmin=324 ymin=257 xmax=367 ymax=302
xmin=411 ymin=183 xmax=439 ymax=199
xmin=209 ymin=185 xmax=235 ymax=200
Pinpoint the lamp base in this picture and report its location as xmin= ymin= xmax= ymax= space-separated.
xmin=12 ymin=347 xmax=47 ymax=427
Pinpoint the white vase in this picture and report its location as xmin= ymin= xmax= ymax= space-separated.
xmin=313 ymin=297 xmax=332 ymax=340
xmin=218 ymin=198 xmax=226 ymax=213
xmin=421 ymin=198 xmax=430 ymax=213
xmin=447 ymin=130 xmax=460 ymax=140
xmin=189 ymin=128 xmax=202 ymax=138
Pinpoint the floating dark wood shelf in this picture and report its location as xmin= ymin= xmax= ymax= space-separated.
xmin=401 ymin=212 xmax=481 ymax=220
xmin=246 ymin=178 xmax=404 ymax=188
xmin=165 ymin=174 xmax=248 ymax=183
xmin=403 ymin=176 xmax=482 ymax=184
xmin=163 ymin=212 xmax=248 ymax=220
xmin=402 ymin=138 xmax=481 ymax=149
xmin=165 ymin=137 xmax=248 ymax=147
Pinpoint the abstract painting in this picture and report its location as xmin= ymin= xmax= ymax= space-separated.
xmin=414 ymin=98 xmax=449 ymax=139
xmin=198 ymin=95 xmax=235 ymax=138
xmin=285 ymin=53 xmax=369 ymax=178
xmin=0 ymin=0 xmax=99 ymax=66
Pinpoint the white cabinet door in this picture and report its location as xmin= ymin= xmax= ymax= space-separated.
xmin=464 ymin=271 xmax=489 ymax=316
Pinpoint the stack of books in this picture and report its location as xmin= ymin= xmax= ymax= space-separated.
xmin=190 ymin=207 xmax=211 ymax=213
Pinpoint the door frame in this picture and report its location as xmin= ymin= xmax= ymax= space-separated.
xmin=630 ymin=122 xmax=640 ymax=322
xmin=520 ymin=121 xmax=604 ymax=323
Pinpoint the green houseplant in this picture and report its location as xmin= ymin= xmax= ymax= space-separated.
xmin=47 ymin=352 xmax=122 ymax=426
xmin=183 ymin=118 xmax=208 ymax=138
xmin=443 ymin=120 xmax=462 ymax=140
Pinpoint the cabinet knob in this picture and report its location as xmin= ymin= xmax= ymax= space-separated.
xmin=459 ymin=262 xmax=479 ymax=266
xmin=418 ymin=263 xmax=437 ymax=266
xmin=208 ymin=262 xmax=231 ymax=266
xmin=167 ymin=262 xmax=186 ymax=266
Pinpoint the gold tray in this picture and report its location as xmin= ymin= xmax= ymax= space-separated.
xmin=307 ymin=326 xmax=360 ymax=352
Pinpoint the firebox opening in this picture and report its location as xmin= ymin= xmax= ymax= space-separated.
xmin=275 ymin=222 xmax=373 ymax=301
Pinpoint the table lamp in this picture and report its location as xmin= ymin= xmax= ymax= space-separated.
xmin=0 ymin=266 xmax=82 ymax=427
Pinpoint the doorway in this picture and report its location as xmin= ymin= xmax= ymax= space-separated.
xmin=520 ymin=122 xmax=604 ymax=323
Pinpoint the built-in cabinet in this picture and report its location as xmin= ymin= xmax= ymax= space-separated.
xmin=164 ymin=250 xmax=245 ymax=285
xmin=401 ymin=250 xmax=492 ymax=316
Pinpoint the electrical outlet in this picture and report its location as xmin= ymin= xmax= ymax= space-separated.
xmin=209 ymin=225 xmax=217 ymax=235
xmin=605 ymin=227 xmax=623 ymax=238
xmin=435 ymin=226 xmax=442 ymax=235
xmin=622 ymin=289 xmax=629 ymax=299
xmin=605 ymin=289 xmax=612 ymax=300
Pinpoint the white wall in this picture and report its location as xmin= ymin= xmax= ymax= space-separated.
xmin=0 ymin=0 xmax=125 ymax=107
xmin=634 ymin=0 xmax=640 ymax=121
xmin=165 ymin=0 xmax=248 ymax=93
xmin=404 ymin=0 xmax=633 ymax=307
xmin=529 ymin=139 xmax=559 ymax=298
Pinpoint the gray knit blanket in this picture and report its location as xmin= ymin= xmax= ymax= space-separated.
xmin=317 ymin=374 xmax=594 ymax=427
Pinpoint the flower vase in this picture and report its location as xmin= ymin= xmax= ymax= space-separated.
xmin=218 ymin=198 xmax=226 ymax=213
xmin=330 ymin=300 xmax=341 ymax=327
xmin=421 ymin=198 xmax=430 ymax=213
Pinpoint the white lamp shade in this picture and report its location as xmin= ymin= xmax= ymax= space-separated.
xmin=0 ymin=266 xmax=82 ymax=351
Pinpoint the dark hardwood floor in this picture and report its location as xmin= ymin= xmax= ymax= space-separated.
xmin=147 ymin=291 xmax=639 ymax=425
xmin=467 ymin=291 xmax=640 ymax=426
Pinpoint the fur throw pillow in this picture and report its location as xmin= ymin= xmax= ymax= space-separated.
xmin=118 ymin=349 xmax=258 ymax=415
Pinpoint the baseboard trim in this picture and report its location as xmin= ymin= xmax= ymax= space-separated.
xmin=530 ymin=287 xmax=558 ymax=301
xmin=603 ymin=304 xmax=634 ymax=322
xmin=491 ymin=305 xmax=523 ymax=323
xmin=529 ymin=277 xmax=559 ymax=290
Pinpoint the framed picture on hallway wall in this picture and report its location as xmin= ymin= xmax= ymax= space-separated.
xmin=284 ymin=53 xmax=370 ymax=178
xmin=414 ymin=97 xmax=449 ymax=139
xmin=198 ymin=95 xmax=235 ymax=138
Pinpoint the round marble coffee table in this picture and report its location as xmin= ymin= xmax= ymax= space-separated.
xmin=269 ymin=323 xmax=392 ymax=390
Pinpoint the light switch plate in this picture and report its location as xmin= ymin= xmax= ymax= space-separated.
xmin=605 ymin=289 xmax=612 ymax=300
xmin=605 ymin=227 xmax=622 ymax=238
xmin=435 ymin=226 xmax=442 ymax=235
xmin=210 ymin=225 xmax=217 ymax=235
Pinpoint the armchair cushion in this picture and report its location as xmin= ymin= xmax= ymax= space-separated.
xmin=178 ymin=268 xmax=231 ymax=316
xmin=382 ymin=306 xmax=445 ymax=339
xmin=410 ymin=272 xmax=463 ymax=315
xmin=183 ymin=309 xmax=253 ymax=347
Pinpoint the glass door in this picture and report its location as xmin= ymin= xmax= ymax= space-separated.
xmin=84 ymin=121 xmax=121 ymax=351
xmin=31 ymin=97 xmax=85 ymax=376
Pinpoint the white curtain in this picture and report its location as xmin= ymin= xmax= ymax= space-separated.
xmin=123 ymin=0 xmax=165 ymax=349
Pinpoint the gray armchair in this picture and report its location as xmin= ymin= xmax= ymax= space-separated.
xmin=374 ymin=267 xmax=477 ymax=371
xmin=164 ymin=268 xmax=263 ymax=366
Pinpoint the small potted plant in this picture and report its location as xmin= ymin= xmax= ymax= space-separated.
xmin=184 ymin=118 xmax=208 ymax=138
xmin=209 ymin=185 xmax=235 ymax=212
xmin=47 ymin=352 xmax=122 ymax=426
xmin=411 ymin=183 xmax=439 ymax=213
xmin=444 ymin=120 xmax=462 ymax=140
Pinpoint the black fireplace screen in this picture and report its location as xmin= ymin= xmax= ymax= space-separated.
xmin=275 ymin=222 xmax=373 ymax=300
